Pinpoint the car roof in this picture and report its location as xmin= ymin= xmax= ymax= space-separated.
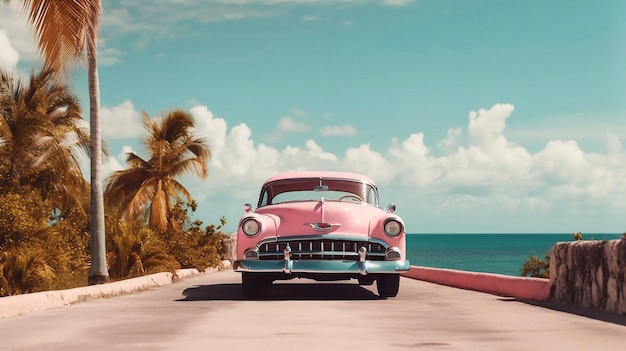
xmin=263 ymin=171 xmax=376 ymax=186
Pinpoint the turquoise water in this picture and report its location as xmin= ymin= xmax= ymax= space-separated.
xmin=406 ymin=233 xmax=624 ymax=276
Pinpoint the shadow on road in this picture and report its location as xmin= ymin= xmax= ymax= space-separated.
xmin=499 ymin=298 xmax=626 ymax=327
xmin=178 ymin=282 xmax=381 ymax=302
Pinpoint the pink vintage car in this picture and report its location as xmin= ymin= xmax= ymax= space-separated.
xmin=234 ymin=171 xmax=410 ymax=298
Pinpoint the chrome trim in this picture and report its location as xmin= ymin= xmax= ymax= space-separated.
xmin=244 ymin=248 xmax=260 ymax=260
xmin=256 ymin=235 xmax=390 ymax=248
xmin=385 ymin=247 xmax=402 ymax=261
xmin=282 ymin=244 xmax=293 ymax=274
xmin=358 ymin=246 xmax=368 ymax=275
xmin=309 ymin=222 xmax=341 ymax=231
xmin=255 ymin=236 xmax=389 ymax=261
xmin=234 ymin=259 xmax=410 ymax=273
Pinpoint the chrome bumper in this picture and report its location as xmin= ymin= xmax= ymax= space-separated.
xmin=233 ymin=259 xmax=410 ymax=274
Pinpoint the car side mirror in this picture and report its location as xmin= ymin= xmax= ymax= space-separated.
xmin=386 ymin=203 xmax=396 ymax=213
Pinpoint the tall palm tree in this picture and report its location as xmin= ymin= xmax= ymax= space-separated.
xmin=105 ymin=110 xmax=211 ymax=233
xmin=3 ymin=0 xmax=109 ymax=284
xmin=0 ymin=69 xmax=90 ymax=213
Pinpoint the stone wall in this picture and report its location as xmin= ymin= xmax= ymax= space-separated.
xmin=221 ymin=232 xmax=237 ymax=263
xmin=550 ymin=239 xmax=626 ymax=316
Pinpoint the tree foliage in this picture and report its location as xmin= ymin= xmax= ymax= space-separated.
xmin=0 ymin=68 xmax=94 ymax=295
xmin=0 ymin=69 xmax=90 ymax=215
xmin=161 ymin=199 xmax=225 ymax=271
xmin=0 ymin=67 xmax=223 ymax=296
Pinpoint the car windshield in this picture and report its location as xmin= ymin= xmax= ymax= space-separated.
xmin=259 ymin=178 xmax=378 ymax=206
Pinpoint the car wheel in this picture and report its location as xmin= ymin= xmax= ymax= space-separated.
xmin=242 ymin=273 xmax=268 ymax=298
xmin=376 ymin=274 xmax=400 ymax=298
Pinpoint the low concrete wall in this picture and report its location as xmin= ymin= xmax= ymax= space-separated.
xmin=0 ymin=261 xmax=232 ymax=319
xmin=402 ymin=266 xmax=550 ymax=301
xmin=550 ymin=239 xmax=626 ymax=316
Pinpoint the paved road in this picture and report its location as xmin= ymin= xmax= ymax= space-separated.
xmin=1 ymin=270 xmax=624 ymax=351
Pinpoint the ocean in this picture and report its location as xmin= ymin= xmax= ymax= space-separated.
xmin=406 ymin=233 xmax=624 ymax=277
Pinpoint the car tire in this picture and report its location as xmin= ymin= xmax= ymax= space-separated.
xmin=376 ymin=274 xmax=400 ymax=298
xmin=242 ymin=273 xmax=268 ymax=298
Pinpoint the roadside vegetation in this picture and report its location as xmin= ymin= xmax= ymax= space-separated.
xmin=520 ymin=231 xmax=586 ymax=279
xmin=0 ymin=69 xmax=226 ymax=297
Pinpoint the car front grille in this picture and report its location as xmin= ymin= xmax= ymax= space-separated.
xmin=258 ymin=239 xmax=386 ymax=261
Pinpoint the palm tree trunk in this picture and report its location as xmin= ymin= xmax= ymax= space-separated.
xmin=86 ymin=21 xmax=109 ymax=285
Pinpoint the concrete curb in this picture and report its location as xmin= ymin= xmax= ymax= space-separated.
xmin=0 ymin=260 xmax=232 ymax=319
xmin=402 ymin=265 xmax=550 ymax=301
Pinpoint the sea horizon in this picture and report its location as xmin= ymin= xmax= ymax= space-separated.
xmin=405 ymin=233 xmax=623 ymax=277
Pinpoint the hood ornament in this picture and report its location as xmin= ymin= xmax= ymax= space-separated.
xmin=309 ymin=222 xmax=340 ymax=231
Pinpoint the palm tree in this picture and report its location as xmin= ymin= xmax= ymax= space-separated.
xmin=0 ymin=69 xmax=90 ymax=213
xmin=105 ymin=110 xmax=211 ymax=233
xmin=3 ymin=0 xmax=109 ymax=284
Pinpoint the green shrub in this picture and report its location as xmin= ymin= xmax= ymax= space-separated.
xmin=106 ymin=221 xmax=180 ymax=280
xmin=521 ymin=254 xmax=550 ymax=279
xmin=163 ymin=217 xmax=226 ymax=272
xmin=0 ymin=242 xmax=65 ymax=296
xmin=155 ymin=199 xmax=226 ymax=271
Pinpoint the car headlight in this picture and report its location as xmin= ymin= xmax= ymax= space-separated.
xmin=241 ymin=218 xmax=261 ymax=237
xmin=384 ymin=219 xmax=403 ymax=237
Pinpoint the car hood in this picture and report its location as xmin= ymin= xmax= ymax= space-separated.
xmin=254 ymin=200 xmax=385 ymax=238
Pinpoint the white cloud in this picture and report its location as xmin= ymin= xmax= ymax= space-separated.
xmin=103 ymin=154 xmax=124 ymax=175
xmin=605 ymin=132 xmax=622 ymax=155
xmin=92 ymin=1 xmax=415 ymax=54
xmin=437 ymin=128 xmax=462 ymax=153
xmin=321 ymin=124 xmax=357 ymax=136
xmin=533 ymin=140 xmax=587 ymax=183
xmin=0 ymin=30 xmax=20 ymax=70
xmin=440 ymin=104 xmax=533 ymax=188
xmin=100 ymin=100 xmax=143 ymax=140
xmin=116 ymin=145 xmax=135 ymax=166
xmin=0 ymin=3 xmax=38 ymax=66
xmin=1 ymin=0 xmax=417 ymax=71
xmin=468 ymin=103 xmax=512 ymax=147
xmin=101 ymin=101 xmax=626 ymax=233
xmin=278 ymin=116 xmax=309 ymax=132
xmin=302 ymin=15 xmax=325 ymax=22
xmin=98 ymin=46 xmax=123 ymax=66
xmin=381 ymin=0 xmax=414 ymax=6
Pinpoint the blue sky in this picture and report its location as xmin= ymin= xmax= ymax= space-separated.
xmin=1 ymin=0 xmax=626 ymax=233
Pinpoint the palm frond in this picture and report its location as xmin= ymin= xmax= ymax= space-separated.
xmin=17 ymin=0 xmax=101 ymax=78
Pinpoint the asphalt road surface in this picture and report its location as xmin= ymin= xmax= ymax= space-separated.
xmin=1 ymin=270 xmax=624 ymax=351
